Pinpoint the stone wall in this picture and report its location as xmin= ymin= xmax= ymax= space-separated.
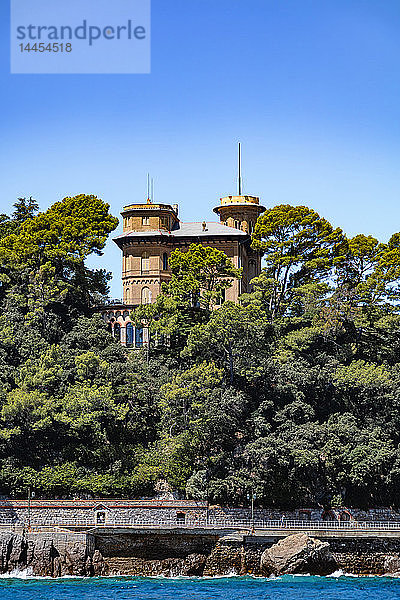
xmin=94 ymin=531 xmax=218 ymax=577
xmin=210 ymin=506 xmax=400 ymax=523
xmin=1 ymin=499 xmax=399 ymax=527
xmin=0 ymin=528 xmax=400 ymax=577
xmin=0 ymin=499 xmax=208 ymax=526
xmin=92 ymin=531 xmax=400 ymax=577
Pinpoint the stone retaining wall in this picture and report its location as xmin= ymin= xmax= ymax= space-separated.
xmin=92 ymin=531 xmax=400 ymax=577
xmin=0 ymin=499 xmax=399 ymax=526
xmin=1 ymin=528 xmax=400 ymax=577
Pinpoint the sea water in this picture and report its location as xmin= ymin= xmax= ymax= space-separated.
xmin=0 ymin=574 xmax=400 ymax=600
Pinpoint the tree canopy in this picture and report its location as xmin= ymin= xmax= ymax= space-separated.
xmin=0 ymin=198 xmax=400 ymax=510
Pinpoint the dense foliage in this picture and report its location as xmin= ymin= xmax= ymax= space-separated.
xmin=1 ymin=196 xmax=400 ymax=509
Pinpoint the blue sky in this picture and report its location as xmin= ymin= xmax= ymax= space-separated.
xmin=1 ymin=0 xmax=400 ymax=297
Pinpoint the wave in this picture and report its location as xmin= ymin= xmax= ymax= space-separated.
xmin=1 ymin=571 xmax=399 ymax=582
xmin=0 ymin=569 xmax=34 ymax=579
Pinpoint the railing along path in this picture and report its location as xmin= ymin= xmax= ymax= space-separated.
xmin=2 ymin=517 xmax=400 ymax=532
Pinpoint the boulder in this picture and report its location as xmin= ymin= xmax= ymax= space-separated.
xmin=384 ymin=555 xmax=400 ymax=576
xmin=91 ymin=549 xmax=108 ymax=576
xmin=260 ymin=533 xmax=336 ymax=576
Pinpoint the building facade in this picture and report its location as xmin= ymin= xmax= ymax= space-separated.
xmin=100 ymin=193 xmax=265 ymax=346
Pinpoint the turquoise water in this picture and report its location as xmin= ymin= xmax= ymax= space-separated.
xmin=1 ymin=575 xmax=400 ymax=600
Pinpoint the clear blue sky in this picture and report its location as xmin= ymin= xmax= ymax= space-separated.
xmin=1 ymin=0 xmax=400 ymax=297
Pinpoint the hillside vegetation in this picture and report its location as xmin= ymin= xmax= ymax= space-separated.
xmin=1 ymin=196 xmax=400 ymax=509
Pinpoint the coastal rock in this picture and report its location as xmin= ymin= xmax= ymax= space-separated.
xmin=0 ymin=532 xmax=96 ymax=577
xmin=30 ymin=537 xmax=55 ymax=576
xmin=157 ymin=553 xmax=207 ymax=577
xmin=92 ymin=549 xmax=108 ymax=576
xmin=383 ymin=554 xmax=400 ymax=576
xmin=63 ymin=541 xmax=88 ymax=576
xmin=0 ymin=532 xmax=27 ymax=573
xmin=260 ymin=533 xmax=336 ymax=576
xmin=203 ymin=539 xmax=243 ymax=576
xmin=104 ymin=553 xmax=208 ymax=577
xmin=179 ymin=553 xmax=207 ymax=576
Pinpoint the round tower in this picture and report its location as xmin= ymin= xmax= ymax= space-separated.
xmin=213 ymin=194 xmax=265 ymax=233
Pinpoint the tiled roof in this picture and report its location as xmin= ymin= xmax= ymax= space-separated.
xmin=114 ymin=221 xmax=248 ymax=243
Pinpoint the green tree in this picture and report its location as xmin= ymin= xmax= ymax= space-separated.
xmin=12 ymin=197 xmax=39 ymax=223
xmin=160 ymin=361 xmax=244 ymax=457
xmin=0 ymin=194 xmax=118 ymax=337
xmin=251 ymin=205 xmax=345 ymax=320
xmin=167 ymin=243 xmax=242 ymax=311
xmin=132 ymin=243 xmax=242 ymax=344
xmin=182 ymin=301 xmax=273 ymax=384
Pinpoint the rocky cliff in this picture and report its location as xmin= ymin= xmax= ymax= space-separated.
xmin=0 ymin=531 xmax=96 ymax=577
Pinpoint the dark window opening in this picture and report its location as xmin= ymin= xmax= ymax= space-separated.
xmin=136 ymin=327 xmax=144 ymax=348
xmin=114 ymin=323 xmax=121 ymax=341
xmin=162 ymin=252 xmax=168 ymax=270
xmin=96 ymin=511 xmax=106 ymax=524
xmin=216 ymin=288 xmax=226 ymax=305
xmin=176 ymin=512 xmax=185 ymax=524
xmin=126 ymin=323 xmax=134 ymax=347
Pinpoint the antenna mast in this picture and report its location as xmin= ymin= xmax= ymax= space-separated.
xmin=147 ymin=173 xmax=150 ymax=201
xmin=238 ymin=142 xmax=242 ymax=196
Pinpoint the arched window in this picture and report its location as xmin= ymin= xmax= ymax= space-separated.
xmin=141 ymin=252 xmax=149 ymax=273
xmin=126 ymin=323 xmax=134 ymax=347
xmin=114 ymin=323 xmax=121 ymax=341
xmin=248 ymin=221 xmax=254 ymax=233
xmin=162 ymin=252 xmax=168 ymax=270
xmin=234 ymin=220 xmax=240 ymax=230
xmin=135 ymin=326 xmax=144 ymax=348
xmin=141 ymin=287 xmax=151 ymax=304
xmin=125 ymin=288 xmax=130 ymax=303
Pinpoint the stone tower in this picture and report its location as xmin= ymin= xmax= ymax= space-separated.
xmin=118 ymin=199 xmax=179 ymax=305
xmin=213 ymin=194 xmax=265 ymax=234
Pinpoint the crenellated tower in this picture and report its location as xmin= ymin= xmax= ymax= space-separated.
xmin=213 ymin=194 xmax=265 ymax=234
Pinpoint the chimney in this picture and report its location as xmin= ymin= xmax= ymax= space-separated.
xmin=172 ymin=204 xmax=179 ymax=215
xmin=202 ymin=221 xmax=208 ymax=231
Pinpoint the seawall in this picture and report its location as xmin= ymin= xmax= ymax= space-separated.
xmin=2 ymin=528 xmax=400 ymax=577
